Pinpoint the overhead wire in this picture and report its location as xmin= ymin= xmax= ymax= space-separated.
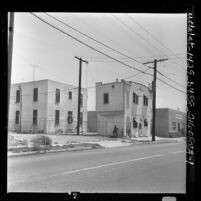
xmin=29 ymin=12 xmax=186 ymax=95
xmin=126 ymin=14 xmax=187 ymax=68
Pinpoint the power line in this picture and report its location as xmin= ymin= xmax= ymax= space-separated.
xmin=30 ymin=13 xmax=186 ymax=95
xmin=112 ymin=14 xmax=186 ymax=73
xmin=126 ymin=14 xmax=187 ymax=68
xmin=30 ymin=12 xmax=153 ymax=77
xmin=44 ymin=12 xmax=154 ymax=71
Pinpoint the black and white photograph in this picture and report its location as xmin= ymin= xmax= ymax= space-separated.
xmin=7 ymin=12 xmax=188 ymax=194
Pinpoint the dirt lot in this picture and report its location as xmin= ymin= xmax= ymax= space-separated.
xmin=8 ymin=132 xmax=121 ymax=146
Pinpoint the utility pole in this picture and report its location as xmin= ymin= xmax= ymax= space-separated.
xmin=143 ymin=58 xmax=168 ymax=141
xmin=75 ymin=56 xmax=88 ymax=135
xmin=8 ymin=12 xmax=14 ymax=113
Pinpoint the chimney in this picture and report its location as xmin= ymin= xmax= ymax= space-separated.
xmin=116 ymin=78 xmax=118 ymax=82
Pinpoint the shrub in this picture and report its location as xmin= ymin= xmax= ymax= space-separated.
xmin=30 ymin=135 xmax=52 ymax=146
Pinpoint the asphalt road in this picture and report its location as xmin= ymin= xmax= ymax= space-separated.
xmin=7 ymin=141 xmax=186 ymax=193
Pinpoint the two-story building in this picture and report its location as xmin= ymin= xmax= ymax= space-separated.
xmin=8 ymin=79 xmax=87 ymax=134
xmin=96 ymin=79 xmax=153 ymax=138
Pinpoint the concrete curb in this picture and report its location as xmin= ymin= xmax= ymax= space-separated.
xmin=8 ymin=145 xmax=103 ymax=157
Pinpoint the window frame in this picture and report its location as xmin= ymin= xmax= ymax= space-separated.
xmin=67 ymin=111 xmax=73 ymax=124
xmin=55 ymin=110 xmax=60 ymax=125
xmin=55 ymin=88 xmax=60 ymax=103
xmin=33 ymin=88 xmax=38 ymax=102
xmin=133 ymin=92 xmax=138 ymax=104
xmin=16 ymin=90 xmax=20 ymax=103
xmin=103 ymin=93 xmax=109 ymax=104
xmin=15 ymin=110 xmax=20 ymax=124
xmin=33 ymin=110 xmax=38 ymax=125
xmin=69 ymin=91 xmax=72 ymax=100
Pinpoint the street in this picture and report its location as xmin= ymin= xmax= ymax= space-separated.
xmin=8 ymin=141 xmax=186 ymax=193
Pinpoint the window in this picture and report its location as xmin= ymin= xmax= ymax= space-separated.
xmin=55 ymin=110 xmax=60 ymax=125
xmin=178 ymin=122 xmax=180 ymax=131
xmin=15 ymin=111 xmax=20 ymax=124
xmin=67 ymin=111 xmax=73 ymax=124
xmin=80 ymin=112 xmax=83 ymax=125
xmin=143 ymin=95 xmax=148 ymax=106
xmin=55 ymin=88 xmax=60 ymax=103
xmin=133 ymin=92 xmax=138 ymax=104
xmin=69 ymin=91 xmax=72 ymax=100
xmin=80 ymin=94 xmax=83 ymax=107
xmin=144 ymin=119 xmax=148 ymax=127
xmin=33 ymin=110 xmax=37 ymax=125
xmin=172 ymin=122 xmax=176 ymax=130
xmin=33 ymin=88 xmax=38 ymax=102
xmin=16 ymin=90 xmax=20 ymax=103
xmin=133 ymin=118 xmax=138 ymax=128
xmin=103 ymin=93 xmax=109 ymax=104
xmin=112 ymin=85 xmax=115 ymax=88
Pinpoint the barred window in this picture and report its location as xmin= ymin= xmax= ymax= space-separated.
xmin=133 ymin=92 xmax=138 ymax=104
xmin=55 ymin=110 xmax=60 ymax=125
xmin=143 ymin=95 xmax=148 ymax=106
xmin=33 ymin=110 xmax=38 ymax=125
xmin=15 ymin=111 xmax=20 ymax=124
xmin=16 ymin=90 xmax=20 ymax=103
xmin=33 ymin=88 xmax=38 ymax=102
xmin=67 ymin=111 xmax=73 ymax=124
xmin=55 ymin=88 xmax=60 ymax=103
xmin=103 ymin=93 xmax=109 ymax=104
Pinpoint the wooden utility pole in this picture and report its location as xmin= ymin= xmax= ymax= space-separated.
xmin=8 ymin=12 xmax=14 ymax=112
xmin=75 ymin=56 xmax=88 ymax=135
xmin=143 ymin=58 xmax=168 ymax=141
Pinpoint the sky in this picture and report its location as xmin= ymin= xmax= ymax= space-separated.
xmin=11 ymin=12 xmax=187 ymax=112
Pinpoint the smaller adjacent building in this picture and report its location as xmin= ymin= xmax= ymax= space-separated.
xmin=87 ymin=111 xmax=97 ymax=132
xmin=155 ymin=108 xmax=186 ymax=138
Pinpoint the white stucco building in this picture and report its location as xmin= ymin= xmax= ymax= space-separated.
xmin=8 ymin=79 xmax=87 ymax=134
xmin=96 ymin=79 xmax=153 ymax=138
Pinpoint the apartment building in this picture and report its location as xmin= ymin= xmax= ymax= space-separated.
xmin=96 ymin=79 xmax=153 ymax=138
xmin=8 ymin=79 xmax=87 ymax=134
xmin=156 ymin=108 xmax=186 ymax=137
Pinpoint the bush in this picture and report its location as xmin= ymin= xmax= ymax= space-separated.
xmin=30 ymin=135 xmax=52 ymax=146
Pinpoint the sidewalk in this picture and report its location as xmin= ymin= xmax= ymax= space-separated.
xmin=7 ymin=133 xmax=186 ymax=157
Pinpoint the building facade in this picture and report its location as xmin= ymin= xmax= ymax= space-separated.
xmin=96 ymin=79 xmax=153 ymax=138
xmin=155 ymin=108 xmax=186 ymax=137
xmin=8 ymin=79 xmax=87 ymax=134
xmin=87 ymin=111 xmax=97 ymax=132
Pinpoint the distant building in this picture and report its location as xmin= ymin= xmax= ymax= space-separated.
xmin=156 ymin=108 xmax=186 ymax=137
xmin=87 ymin=111 xmax=97 ymax=132
xmin=96 ymin=79 xmax=153 ymax=138
xmin=8 ymin=79 xmax=87 ymax=134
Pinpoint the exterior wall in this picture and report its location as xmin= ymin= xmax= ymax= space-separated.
xmin=96 ymin=82 xmax=124 ymax=112
xmin=155 ymin=108 xmax=169 ymax=137
xmin=8 ymin=80 xmax=48 ymax=133
xmin=124 ymin=81 xmax=152 ymax=138
xmin=46 ymin=80 xmax=87 ymax=134
xmin=97 ymin=111 xmax=124 ymax=136
xmin=96 ymin=80 xmax=152 ymax=138
xmin=87 ymin=111 xmax=97 ymax=132
xmin=156 ymin=108 xmax=186 ymax=137
xmin=168 ymin=109 xmax=186 ymax=137
xmin=8 ymin=79 xmax=87 ymax=134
